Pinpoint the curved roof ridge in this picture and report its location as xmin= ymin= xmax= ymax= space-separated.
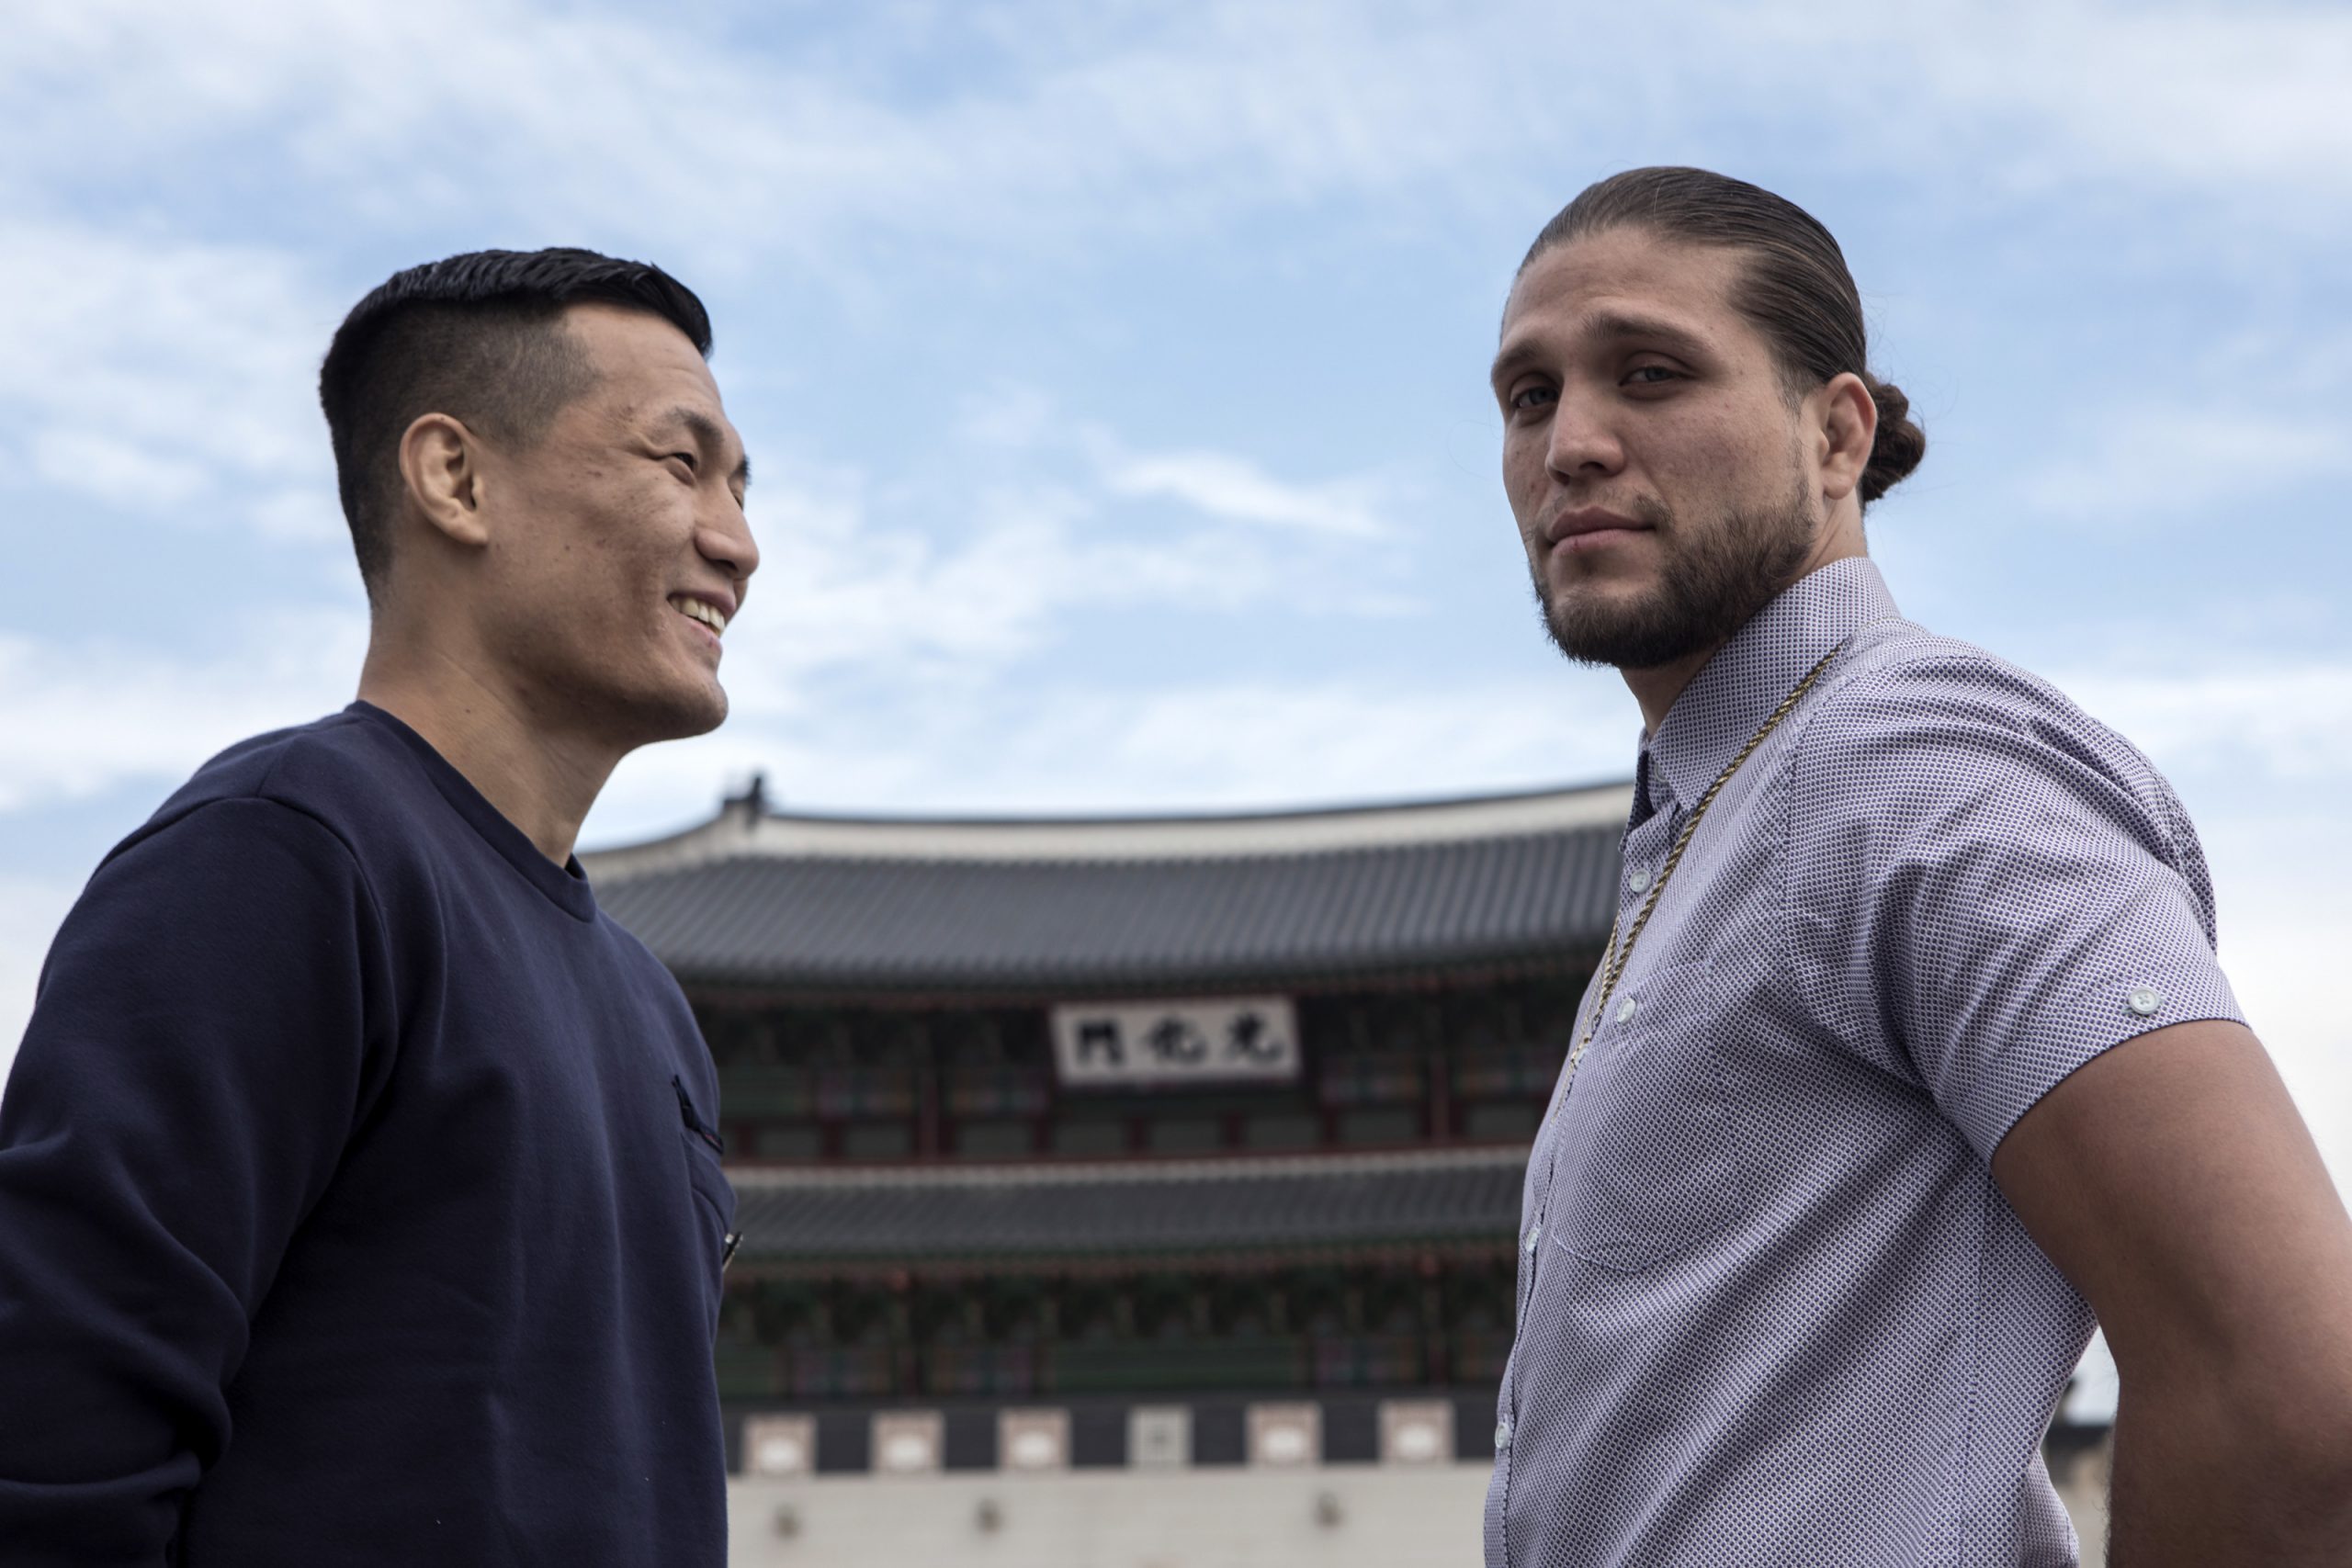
xmin=584 ymin=778 xmax=1634 ymax=881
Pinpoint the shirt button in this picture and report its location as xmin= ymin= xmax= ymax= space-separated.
xmin=1627 ymin=866 xmax=1653 ymax=893
xmin=1615 ymin=998 xmax=1639 ymax=1024
xmin=1494 ymin=1417 xmax=1513 ymax=1450
xmin=1522 ymin=1222 xmax=1543 ymax=1255
xmin=2127 ymin=987 xmax=2164 ymax=1017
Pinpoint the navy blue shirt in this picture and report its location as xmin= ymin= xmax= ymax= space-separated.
xmin=0 ymin=704 xmax=734 ymax=1565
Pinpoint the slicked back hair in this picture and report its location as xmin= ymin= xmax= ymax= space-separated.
xmin=318 ymin=247 xmax=713 ymax=599
xmin=1521 ymin=167 xmax=1926 ymax=506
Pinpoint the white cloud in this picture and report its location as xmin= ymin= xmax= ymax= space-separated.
xmin=7 ymin=0 xmax=2352 ymax=286
xmin=2220 ymin=914 xmax=2352 ymax=1196
xmin=30 ymin=429 xmax=213 ymax=511
xmin=0 ymin=0 xmax=1515 ymax=265
xmin=2021 ymin=409 xmax=2352 ymax=523
xmin=0 ymin=220 xmax=339 ymax=535
xmin=1098 ymin=446 xmax=1395 ymax=539
xmin=2057 ymin=660 xmax=2352 ymax=783
xmin=698 ymin=427 xmax=1417 ymax=727
xmin=2198 ymin=811 xmax=2352 ymax=1196
xmin=0 ymin=614 xmax=368 ymax=815
xmin=588 ymin=666 xmax=1633 ymax=839
xmin=1026 ymin=677 xmax=1630 ymax=809
xmin=0 ymin=419 xmax=1416 ymax=821
xmin=1901 ymin=1 xmax=2352 ymax=198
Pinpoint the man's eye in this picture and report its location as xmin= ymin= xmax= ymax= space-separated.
xmin=1510 ymin=385 xmax=1556 ymax=412
xmin=665 ymin=453 xmax=699 ymax=476
xmin=1623 ymin=366 xmax=1679 ymax=386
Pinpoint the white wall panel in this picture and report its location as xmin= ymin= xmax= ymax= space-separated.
xmin=729 ymin=1463 xmax=1491 ymax=1568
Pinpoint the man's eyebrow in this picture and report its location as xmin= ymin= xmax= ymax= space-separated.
xmin=1489 ymin=310 xmax=1714 ymax=389
xmin=1583 ymin=310 xmax=1712 ymax=361
xmin=1489 ymin=337 xmax=1548 ymax=390
xmin=664 ymin=405 xmax=752 ymax=488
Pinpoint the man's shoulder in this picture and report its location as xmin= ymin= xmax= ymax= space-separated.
xmin=1787 ymin=622 xmax=2193 ymax=863
xmin=1824 ymin=624 xmax=2088 ymax=722
xmin=1803 ymin=625 xmax=2165 ymax=785
xmin=47 ymin=717 xmax=406 ymax=989
xmin=123 ymin=708 xmax=415 ymax=870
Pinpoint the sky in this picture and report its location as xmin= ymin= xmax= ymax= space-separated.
xmin=1 ymin=0 xmax=2346 ymax=1190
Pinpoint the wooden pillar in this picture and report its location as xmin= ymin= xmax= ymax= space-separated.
xmin=1430 ymin=1038 xmax=1453 ymax=1144
xmin=916 ymin=1045 xmax=941 ymax=1161
xmin=1421 ymin=1256 xmax=1448 ymax=1385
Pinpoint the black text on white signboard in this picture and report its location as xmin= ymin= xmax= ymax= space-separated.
xmin=1050 ymin=997 xmax=1300 ymax=1088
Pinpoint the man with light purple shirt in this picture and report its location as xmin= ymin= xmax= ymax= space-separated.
xmin=1482 ymin=166 xmax=2352 ymax=1566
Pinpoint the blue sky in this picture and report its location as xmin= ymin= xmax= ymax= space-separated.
xmin=2 ymin=0 xmax=2346 ymax=1184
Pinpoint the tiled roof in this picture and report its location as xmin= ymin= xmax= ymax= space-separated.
xmin=589 ymin=787 xmax=1628 ymax=992
xmin=725 ymin=1146 xmax=1527 ymax=1268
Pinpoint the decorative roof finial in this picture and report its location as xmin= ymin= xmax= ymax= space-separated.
xmin=729 ymin=771 xmax=769 ymax=820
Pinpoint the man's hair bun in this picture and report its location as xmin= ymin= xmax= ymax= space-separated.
xmin=1860 ymin=375 xmax=1926 ymax=503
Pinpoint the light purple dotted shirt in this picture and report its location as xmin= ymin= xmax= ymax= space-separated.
xmin=1486 ymin=558 xmax=2243 ymax=1566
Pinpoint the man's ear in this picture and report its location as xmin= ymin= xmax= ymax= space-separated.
xmin=1814 ymin=371 xmax=1877 ymax=504
xmin=398 ymin=413 xmax=493 ymax=548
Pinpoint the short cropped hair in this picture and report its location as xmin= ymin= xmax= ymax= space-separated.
xmin=318 ymin=247 xmax=713 ymax=597
xmin=1523 ymin=167 xmax=1927 ymax=506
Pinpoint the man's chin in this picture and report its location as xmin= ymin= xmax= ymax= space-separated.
xmin=1537 ymin=589 xmax=1713 ymax=671
xmin=661 ymin=685 xmax=730 ymax=741
xmin=605 ymin=682 xmax=730 ymax=750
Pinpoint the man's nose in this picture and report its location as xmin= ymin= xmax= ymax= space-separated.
xmin=699 ymin=502 xmax=760 ymax=587
xmin=1544 ymin=391 xmax=1625 ymax=482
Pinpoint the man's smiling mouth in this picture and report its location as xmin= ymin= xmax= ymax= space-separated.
xmin=670 ymin=595 xmax=729 ymax=636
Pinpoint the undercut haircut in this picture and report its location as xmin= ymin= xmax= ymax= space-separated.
xmin=1521 ymin=167 xmax=1928 ymax=507
xmin=319 ymin=247 xmax=714 ymax=599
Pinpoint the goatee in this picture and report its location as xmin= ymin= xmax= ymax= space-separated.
xmin=1533 ymin=473 xmax=1817 ymax=671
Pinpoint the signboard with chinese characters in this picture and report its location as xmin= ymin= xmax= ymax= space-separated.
xmin=1048 ymin=996 xmax=1300 ymax=1089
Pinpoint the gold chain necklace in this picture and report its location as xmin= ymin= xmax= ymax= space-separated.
xmin=1560 ymin=636 xmax=1852 ymax=1095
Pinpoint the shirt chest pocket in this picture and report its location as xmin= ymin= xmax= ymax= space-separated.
xmin=1547 ymin=962 xmax=1750 ymax=1273
xmin=673 ymin=1077 xmax=740 ymax=1293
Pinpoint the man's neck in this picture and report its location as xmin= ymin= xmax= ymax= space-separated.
xmin=356 ymin=642 xmax=618 ymax=866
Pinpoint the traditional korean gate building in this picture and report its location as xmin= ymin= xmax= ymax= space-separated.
xmin=588 ymin=783 xmax=1623 ymax=1467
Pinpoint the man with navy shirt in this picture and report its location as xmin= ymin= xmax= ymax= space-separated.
xmin=1485 ymin=167 xmax=2352 ymax=1564
xmin=0 ymin=249 xmax=759 ymax=1563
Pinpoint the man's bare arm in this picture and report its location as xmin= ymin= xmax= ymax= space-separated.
xmin=1993 ymin=1018 xmax=2352 ymax=1564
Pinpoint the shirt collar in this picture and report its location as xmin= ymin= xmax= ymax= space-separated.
xmin=1641 ymin=557 xmax=1901 ymax=815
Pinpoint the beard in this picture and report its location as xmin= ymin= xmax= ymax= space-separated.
xmin=1532 ymin=467 xmax=1818 ymax=671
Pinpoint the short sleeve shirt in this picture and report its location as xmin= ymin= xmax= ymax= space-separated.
xmin=1484 ymin=558 xmax=2242 ymax=1567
